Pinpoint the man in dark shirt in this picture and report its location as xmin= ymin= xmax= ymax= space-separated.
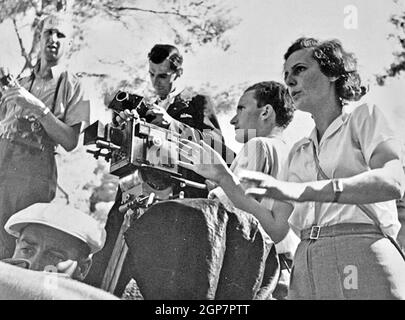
xmin=85 ymin=44 xmax=234 ymax=295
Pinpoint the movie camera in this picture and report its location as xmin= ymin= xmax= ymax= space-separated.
xmin=83 ymin=90 xmax=205 ymax=211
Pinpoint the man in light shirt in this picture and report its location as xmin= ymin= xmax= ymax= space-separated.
xmin=0 ymin=13 xmax=90 ymax=259
xmin=180 ymin=81 xmax=300 ymax=299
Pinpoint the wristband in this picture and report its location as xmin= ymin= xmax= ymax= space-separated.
xmin=38 ymin=107 xmax=51 ymax=120
xmin=332 ymin=179 xmax=343 ymax=203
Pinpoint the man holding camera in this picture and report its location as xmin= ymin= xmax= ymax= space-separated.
xmin=0 ymin=13 xmax=90 ymax=259
xmin=85 ymin=44 xmax=233 ymax=295
xmin=145 ymin=45 xmax=220 ymax=133
xmin=115 ymin=44 xmax=232 ymax=164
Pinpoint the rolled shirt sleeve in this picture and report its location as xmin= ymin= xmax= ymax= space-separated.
xmin=352 ymin=104 xmax=400 ymax=165
xmin=64 ymin=81 xmax=90 ymax=129
xmin=55 ymin=72 xmax=90 ymax=130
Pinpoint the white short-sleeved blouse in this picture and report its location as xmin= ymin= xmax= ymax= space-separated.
xmin=286 ymin=103 xmax=402 ymax=238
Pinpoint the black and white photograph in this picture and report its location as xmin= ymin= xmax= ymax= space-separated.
xmin=0 ymin=0 xmax=404 ymax=307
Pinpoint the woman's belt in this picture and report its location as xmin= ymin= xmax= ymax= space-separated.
xmin=300 ymin=223 xmax=382 ymax=241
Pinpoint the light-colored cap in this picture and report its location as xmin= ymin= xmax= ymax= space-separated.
xmin=42 ymin=13 xmax=73 ymax=37
xmin=5 ymin=203 xmax=106 ymax=254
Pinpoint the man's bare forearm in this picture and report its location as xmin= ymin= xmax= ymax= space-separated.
xmin=39 ymin=113 xmax=81 ymax=151
xmin=219 ymin=172 xmax=291 ymax=242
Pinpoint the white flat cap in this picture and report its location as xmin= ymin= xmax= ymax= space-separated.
xmin=5 ymin=203 xmax=106 ymax=254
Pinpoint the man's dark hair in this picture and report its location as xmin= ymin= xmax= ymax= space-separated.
xmin=284 ymin=37 xmax=367 ymax=104
xmin=148 ymin=44 xmax=183 ymax=72
xmin=244 ymin=81 xmax=294 ymax=128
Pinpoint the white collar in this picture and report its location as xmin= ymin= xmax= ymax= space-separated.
xmin=308 ymin=104 xmax=355 ymax=148
xmin=156 ymin=84 xmax=186 ymax=109
xmin=34 ymin=63 xmax=63 ymax=80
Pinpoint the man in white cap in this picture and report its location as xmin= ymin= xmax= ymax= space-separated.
xmin=0 ymin=13 xmax=90 ymax=259
xmin=3 ymin=202 xmax=105 ymax=281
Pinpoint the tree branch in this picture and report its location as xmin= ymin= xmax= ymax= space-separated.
xmin=105 ymin=5 xmax=198 ymax=20
xmin=76 ymin=72 xmax=108 ymax=78
xmin=12 ymin=18 xmax=34 ymax=76
xmin=12 ymin=19 xmax=29 ymax=61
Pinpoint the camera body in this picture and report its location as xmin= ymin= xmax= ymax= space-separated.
xmin=109 ymin=91 xmax=155 ymax=123
xmin=84 ymin=90 xmax=204 ymax=209
xmin=84 ymin=90 xmax=180 ymax=178
xmin=84 ymin=118 xmax=180 ymax=178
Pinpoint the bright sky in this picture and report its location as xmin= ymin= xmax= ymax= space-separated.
xmin=1 ymin=0 xmax=404 ymax=153
xmin=185 ymin=0 xmax=405 ymax=151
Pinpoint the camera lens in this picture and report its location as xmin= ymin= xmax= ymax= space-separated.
xmin=115 ymin=91 xmax=129 ymax=102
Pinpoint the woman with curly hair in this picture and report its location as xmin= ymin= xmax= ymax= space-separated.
xmin=239 ymin=37 xmax=405 ymax=299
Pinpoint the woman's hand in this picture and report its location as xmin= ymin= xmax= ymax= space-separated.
xmin=241 ymin=170 xmax=318 ymax=202
xmin=239 ymin=169 xmax=305 ymax=202
xmin=205 ymin=179 xmax=218 ymax=192
xmin=239 ymin=170 xmax=279 ymax=198
xmin=178 ymin=139 xmax=231 ymax=184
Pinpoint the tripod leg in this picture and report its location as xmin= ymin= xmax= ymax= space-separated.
xmin=101 ymin=208 xmax=134 ymax=293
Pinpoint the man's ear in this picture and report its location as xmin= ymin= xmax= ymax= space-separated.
xmin=175 ymin=68 xmax=183 ymax=80
xmin=74 ymin=257 xmax=92 ymax=281
xmin=260 ymin=104 xmax=275 ymax=121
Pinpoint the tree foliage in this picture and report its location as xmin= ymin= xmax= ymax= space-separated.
xmin=1 ymin=0 xmax=240 ymax=76
xmin=377 ymin=0 xmax=405 ymax=85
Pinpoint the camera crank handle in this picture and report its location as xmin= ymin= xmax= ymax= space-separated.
xmin=146 ymin=193 xmax=156 ymax=207
xmin=96 ymin=140 xmax=120 ymax=150
xmin=171 ymin=176 xmax=207 ymax=190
